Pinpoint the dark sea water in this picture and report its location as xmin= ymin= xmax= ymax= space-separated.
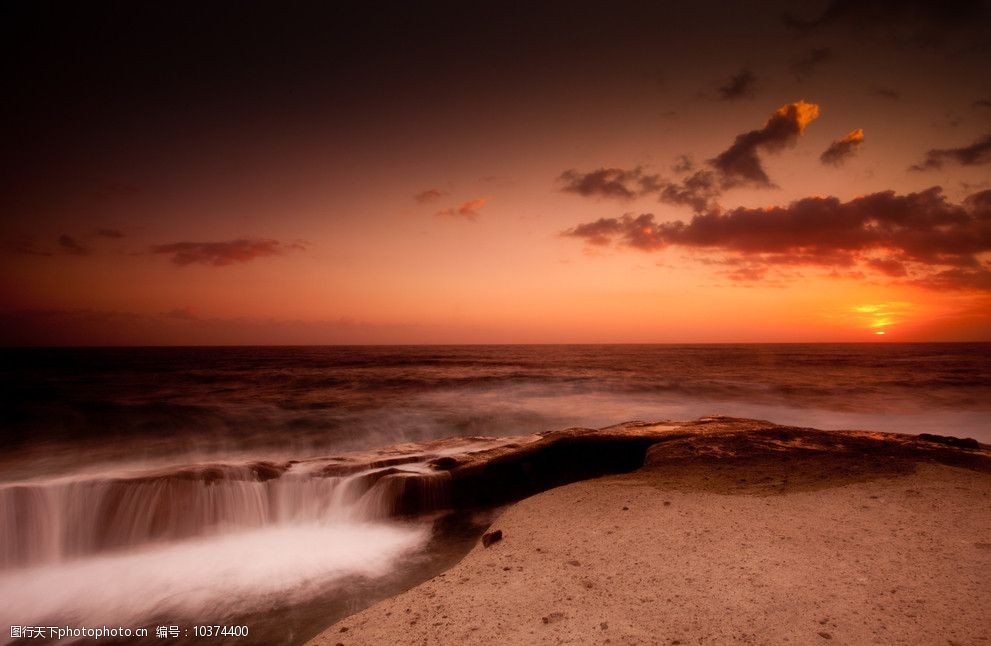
xmin=3 ymin=344 xmax=989 ymax=470
xmin=1 ymin=343 xmax=989 ymax=644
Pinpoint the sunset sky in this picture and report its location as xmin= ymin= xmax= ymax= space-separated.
xmin=2 ymin=1 xmax=990 ymax=344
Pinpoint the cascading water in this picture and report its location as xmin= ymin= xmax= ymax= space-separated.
xmin=0 ymin=460 xmax=451 ymax=569
xmin=0 ymin=458 xmax=452 ymax=642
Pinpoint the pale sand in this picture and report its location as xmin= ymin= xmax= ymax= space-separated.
xmin=310 ymin=459 xmax=991 ymax=645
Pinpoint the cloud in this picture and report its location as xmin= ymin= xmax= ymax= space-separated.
xmin=864 ymin=257 xmax=908 ymax=277
xmin=657 ymin=170 xmax=720 ymax=213
xmin=914 ymin=267 xmax=991 ymax=291
xmin=414 ymin=188 xmax=447 ymax=203
xmin=790 ymin=47 xmax=833 ymax=80
xmin=2 ymin=235 xmax=52 ymax=256
xmin=710 ymin=100 xmax=820 ymax=188
xmin=557 ymin=167 xmax=660 ymax=200
xmin=58 ymin=234 xmax=90 ymax=256
xmin=150 ymin=239 xmax=294 ymax=266
xmin=435 ymin=197 xmax=489 ymax=220
xmin=910 ymin=134 xmax=991 ymax=171
xmin=562 ymin=186 xmax=991 ymax=290
xmin=563 ymin=218 xmax=624 ymax=247
xmin=670 ymin=155 xmax=694 ymax=174
xmin=783 ymin=0 xmax=985 ymax=46
xmin=820 ymin=128 xmax=865 ymax=166
xmin=5 ymin=230 xmax=125 ymax=256
xmin=657 ymin=101 xmax=820 ymax=209
xmin=873 ymin=87 xmax=901 ymax=100
xmin=717 ymin=68 xmax=757 ymax=101
xmin=725 ymin=265 xmax=770 ymax=282
xmin=974 ymin=99 xmax=991 ymax=109
xmin=558 ymin=101 xmax=821 ymax=212
xmin=458 ymin=197 xmax=488 ymax=218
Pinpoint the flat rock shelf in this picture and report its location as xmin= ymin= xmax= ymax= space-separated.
xmin=303 ymin=417 xmax=991 ymax=646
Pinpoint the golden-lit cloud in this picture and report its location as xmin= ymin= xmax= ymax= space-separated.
xmin=563 ymin=186 xmax=991 ymax=291
xmin=820 ymin=128 xmax=865 ymax=166
xmin=560 ymin=101 xmax=822 ymax=211
xmin=2 ymin=2 xmax=989 ymax=345
xmin=435 ymin=197 xmax=489 ymax=221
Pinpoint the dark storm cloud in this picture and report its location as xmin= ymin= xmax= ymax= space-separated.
xmin=562 ymin=187 xmax=991 ymax=290
xmin=783 ymin=0 xmax=986 ymax=45
xmin=96 ymin=228 xmax=125 ymax=238
xmin=910 ymin=134 xmax=991 ymax=170
xmin=820 ymin=129 xmax=865 ymax=166
xmin=790 ymin=47 xmax=833 ymax=80
xmin=414 ymin=188 xmax=447 ymax=203
xmin=58 ymin=235 xmax=90 ymax=256
xmin=559 ymin=101 xmax=821 ymax=211
xmin=150 ymin=239 xmax=297 ymax=266
xmin=717 ymin=68 xmax=758 ymax=101
xmin=558 ymin=168 xmax=661 ymax=200
xmin=974 ymin=99 xmax=991 ymax=109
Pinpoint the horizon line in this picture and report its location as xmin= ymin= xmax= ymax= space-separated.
xmin=3 ymin=340 xmax=990 ymax=350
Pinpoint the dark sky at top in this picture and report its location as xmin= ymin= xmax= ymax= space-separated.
xmin=1 ymin=1 xmax=990 ymax=343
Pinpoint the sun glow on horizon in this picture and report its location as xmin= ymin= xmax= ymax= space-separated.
xmin=847 ymin=301 xmax=916 ymax=337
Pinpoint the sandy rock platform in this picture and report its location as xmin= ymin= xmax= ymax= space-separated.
xmin=310 ymin=419 xmax=991 ymax=645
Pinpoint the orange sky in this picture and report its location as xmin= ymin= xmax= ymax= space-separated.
xmin=1 ymin=2 xmax=989 ymax=344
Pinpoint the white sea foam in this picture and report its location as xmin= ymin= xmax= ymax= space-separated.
xmin=0 ymin=520 xmax=428 ymax=638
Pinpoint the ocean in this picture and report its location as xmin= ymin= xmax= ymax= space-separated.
xmin=1 ymin=343 xmax=989 ymax=644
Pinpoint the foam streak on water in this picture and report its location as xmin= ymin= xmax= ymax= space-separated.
xmin=0 ymin=520 xmax=428 ymax=632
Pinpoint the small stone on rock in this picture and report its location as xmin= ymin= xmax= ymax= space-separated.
xmin=481 ymin=530 xmax=503 ymax=547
